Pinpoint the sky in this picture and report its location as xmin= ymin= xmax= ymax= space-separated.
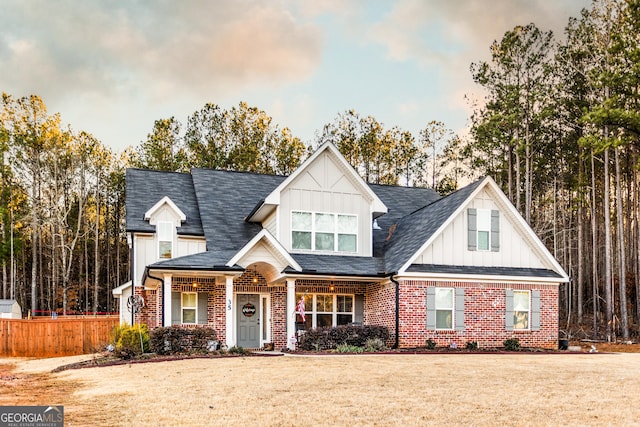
xmin=1 ymin=0 xmax=592 ymax=153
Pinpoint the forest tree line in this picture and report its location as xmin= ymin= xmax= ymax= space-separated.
xmin=1 ymin=0 xmax=639 ymax=340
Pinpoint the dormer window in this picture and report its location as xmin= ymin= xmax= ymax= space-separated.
xmin=292 ymin=211 xmax=357 ymax=253
xmin=157 ymin=221 xmax=173 ymax=259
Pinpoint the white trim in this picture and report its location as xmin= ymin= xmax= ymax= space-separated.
xmin=400 ymin=271 xmax=563 ymax=285
xmin=225 ymin=276 xmax=234 ymax=347
xmin=112 ymin=281 xmax=132 ymax=297
xmin=397 ymin=177 xmax=570 ymax=282
xmin=260 ymin=294 xmax=271 ymax=345
xmin=144 ymin=196 xmax=186 ymax=222
xmin=253 ymin=142 xmax=387 ymax=219
xmin=434 ymin=287 xmax=455 ymax=330
xmin=181 ymin=291 xmax=198 ymax=324
xmin=512 ymin=289 xmax=531 ymax=331
xmin=226 ymin=229 xmax=302 ymax=272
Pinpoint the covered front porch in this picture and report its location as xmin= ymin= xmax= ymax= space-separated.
xmin=138 ymin=260 xmax=390 ymax=350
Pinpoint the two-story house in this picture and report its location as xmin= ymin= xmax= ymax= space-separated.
xmin=115 ymin=142 xmax=569 ymax=350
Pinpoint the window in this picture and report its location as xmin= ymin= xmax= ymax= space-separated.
xmin=291 ymin=211 xmax=358 ymax=253
xmin=157 ymin=221 xmax=173 ymax=259
xmin=182 ymin=292 xmax=197 ymax=324
xmin=295 ymin=293 xmax=354 ymax=329
xmin=513 ymin=291 xmax=530 ymax=330
xmin=467 ymin=209 xmax=499 ymax=252
xmin=506 ymin=289 xmax=540 ymax=331
xmin=426 ymin=287 xmax=464 ymax=331
xmin=435 ymin=288 xmax=454 ymax=329
xmin=476 ymin=210 xmax=491 ymax=251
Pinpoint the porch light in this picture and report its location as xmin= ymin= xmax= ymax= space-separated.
xmin=252 ymin=267 xmax=259 ymax=283
xmin=329 ymin=282 xmax=335 ymax=292
xmin=192 ymin=281 xmax=198 ymax=289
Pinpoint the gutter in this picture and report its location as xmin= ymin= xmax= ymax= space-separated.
xmin=389 ymin=273 xmax=400 ymax=349
xmin=142 ymin=267 xmax=165 ymax=325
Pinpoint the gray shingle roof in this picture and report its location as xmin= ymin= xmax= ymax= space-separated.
xmin=127 ymin=170 xmax=559 ymax=280
xmin=369 ymin=184 xmax=441 ymax=257
xmin=405 ymin=264 xmax=563 ymax=279
xmin=149 ymin=250 xmax=242 ymax=271
xmin=383 ymin=178 xmax=485 ymax=273
xmin=190 ymin=169 xmax=285 ymax=250
xmin=288 ymin=253 xmax=388 ymax=277
xmin=126 ymin=169 xmax=203 ymax=236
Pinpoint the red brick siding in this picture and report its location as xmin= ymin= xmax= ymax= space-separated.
xmin=398 ymin=280 xmax=559 ymax=349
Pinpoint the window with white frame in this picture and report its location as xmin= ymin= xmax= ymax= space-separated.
xmin=476 ymin=209 xmax=491 ymax=251
xmin=157 ymin=221 xmax=173 ymax=259
xmin=295 ymin=293 xmax=354 ymax=329
xmin=435 ymin=288 xmax=454 ymax=329
xmin=467 ymin=208 xmax=500 ymax=252
xmin=182 ymin=292 xmax=197 ymax=324
xmin=513 ymin=290 xmax=530 ymax=330
xmin=291 ymin=211 xmax=357 ymax=253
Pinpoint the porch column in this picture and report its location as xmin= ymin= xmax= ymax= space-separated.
xmin=286 ymin=278 xmax=296 ymax=350
xmin=163 ymin=274 xmax=172 ymax=327
xmin=225 ymin=275 xmax=235 ymax=348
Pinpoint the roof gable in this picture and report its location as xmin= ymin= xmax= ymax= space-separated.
xmin=144 ymin=196 xmax=186 ymax=223
xmin=126 ymin=169 xmax=203 ymax=235
xmin=248 ymin=142 xmax=387 ymax=221
xmin=385 ymin=177 xmax=569 ymax=281
xmin=227 ymin=229 xmax=302 ymax=274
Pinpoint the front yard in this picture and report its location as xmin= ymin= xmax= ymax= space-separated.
xmin=1 ymin=351 xmax=640 ymax=426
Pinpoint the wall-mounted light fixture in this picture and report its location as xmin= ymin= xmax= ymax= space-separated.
xmin=329 ymin=281 xmax=335 ymax=292
xmin=192 ymin=281 xmax=198 ymax=289
xmin=252 ymin=267 xmax=259 ymax=284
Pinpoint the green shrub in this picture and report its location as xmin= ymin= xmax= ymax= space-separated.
xmin=364 ymin=338 xmax=386 ymax=352
xmin=228 ymin=346 xmax=247 ymax=355
xmin=425 ymin=338 xmax=436 ymax=350
xmin=115 ymin=324 xmax=149 ymax=359
xmin=336 ymin=344 xmax=363 ymax=353
xmin=465 ymin=341 xmax=479 ymax=350
xmin=503 ymin=338 xmax=521 ymax=351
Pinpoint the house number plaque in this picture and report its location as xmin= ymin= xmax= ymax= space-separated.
xmin=242 ymin=303 xmax=256 ymax=317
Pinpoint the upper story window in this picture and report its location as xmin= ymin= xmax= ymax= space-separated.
xmin=291 ymin=211 xmax=357 ymax=253
xmin=157 ymin=221 xmax=173 ymax=259
xmin=467 ymin=208 xmax=499 ymax=252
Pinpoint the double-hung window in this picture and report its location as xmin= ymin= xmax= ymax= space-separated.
xmin=291 ymin=211 xmax=357 ymax=253
xmin=157 ymin=221 xmax=173 ymax=259
xmin=506 ymin=289 xmax=540 ymax=331
xmin=435 ymin=288 xmax=454 ymax=329
xmin=182 ymin=292 xmax=197 ymax=324
xmin=513 ymin=290 xmax=530 ymax=330
xmin=426 ymin=287 xmax=465 ymax=331
xmin=467 ymin=208 xmax=499 ymax=252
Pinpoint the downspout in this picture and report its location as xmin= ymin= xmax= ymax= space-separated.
xmin=142 ymin=268 xmax=165 ymax=325
xmin=389 ymin=273 xmax=400 ymax=349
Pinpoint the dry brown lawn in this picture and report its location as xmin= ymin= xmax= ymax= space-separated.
xmin=1 ymin=352 xmax=640 ymax=426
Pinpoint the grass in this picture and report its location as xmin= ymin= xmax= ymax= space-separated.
xmin=2 ymin=352 xmax=640 ymax=426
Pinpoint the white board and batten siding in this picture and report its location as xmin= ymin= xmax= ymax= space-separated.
xmin=415 ymin=187 xmax=548 ymax=270
xmin=134 ymin=203 xmax=206 ymax=286
xmin=278 ymin=151 xmax=373 ymax=256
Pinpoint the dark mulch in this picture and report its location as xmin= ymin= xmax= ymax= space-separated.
xmin=51 ymin=351 xmax=283 ymax=373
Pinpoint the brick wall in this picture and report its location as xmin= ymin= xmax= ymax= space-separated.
xmin=397 ymin=279 xmax=559 ymax=349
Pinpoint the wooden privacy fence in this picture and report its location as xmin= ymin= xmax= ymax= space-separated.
xmin=0 ymin=316 xmax=119 ymax=358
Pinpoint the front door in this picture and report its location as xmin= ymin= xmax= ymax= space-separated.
xmin=237 ymin=294 xmax=260 ymax=348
